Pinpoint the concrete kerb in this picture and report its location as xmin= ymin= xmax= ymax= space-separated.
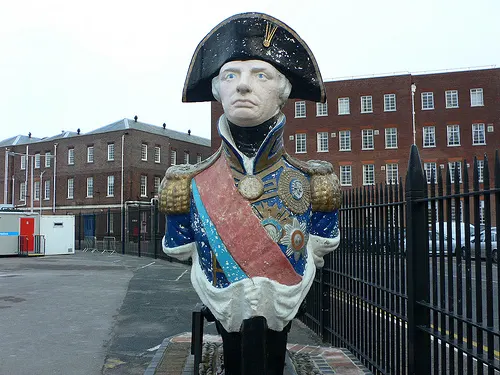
xmin=143 ymin=335 xmax=176 ymax=375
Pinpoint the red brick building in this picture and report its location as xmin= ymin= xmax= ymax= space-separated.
xmin=211 ymin=67 xmax=500 ymax=224
xmin=0 ymin=117 xmax=211 ymax=214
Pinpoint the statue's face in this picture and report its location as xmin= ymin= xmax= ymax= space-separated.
xmin=218 ymin=60 xmax=282 ymax=127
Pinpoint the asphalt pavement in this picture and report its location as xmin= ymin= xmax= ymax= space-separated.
xmin=0 ymin=251 xmax=323 ymax=375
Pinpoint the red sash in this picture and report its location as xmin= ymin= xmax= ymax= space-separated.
xmin=194 ymin=156 xmax=302 ymax=286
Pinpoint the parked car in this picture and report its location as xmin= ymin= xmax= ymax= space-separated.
xmin=466 ymin=228 xmax=497 ymax=263
xmin=431 ymin=221 xmax=475 ymax=254
xmin=428 ymin=231 xmax=457 ymax=255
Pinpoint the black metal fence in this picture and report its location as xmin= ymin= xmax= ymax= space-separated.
xmin=301 ymin=145 xmax=499 ymax=375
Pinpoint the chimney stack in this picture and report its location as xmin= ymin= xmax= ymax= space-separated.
xmin=134 ymin=115 xmax=138 ymax=122
xmin=163 ymin=123 xmax=166 ymax=129
xmin=188 ymin=129 xmax=191 ymax=136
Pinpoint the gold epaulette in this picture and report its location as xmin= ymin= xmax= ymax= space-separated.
xmin=158 ymin=149 xmax=221 ymax=214
xmin=284 ymin=154 xmax=341 ymax=212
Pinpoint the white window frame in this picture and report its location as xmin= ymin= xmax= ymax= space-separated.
xmin=86 ymin=177 xmax=94 ymax=198
xmin=361 ymin=96 xmax=373 ymax=113
xmin=316 ymin=101 xmax=328 ymax=117
xmin=445 ymin=90 xmax=459 ymax=108
xmin=470 ymin=88 xmax=484 ymax=107
xmin=170 ymin=150 xmax=177 ymax=165
xmin=339 ymin=130 xmax=351 ymax=151
xmin=107 ymin=175 xmax=115 ymax=197
xmin=295 ymin=133 xmax=307 ymax=153
xmin=154 ymin=146 xmax=161 ymax=163
xmin=472 ymin=123 xmax=486 ymax=145
xmin=317 ymin=132 xmax=329 ymax=152
xmin=184 ymin=151 xmax=190 ymax=164
xmin=384 ymin=94 xmax=396 ymax=112
xmin=197 ymin=154 xmax=202 ymax=163
xmin=340 ymin=165 xmax=352 ymax=186
xmin=140 ymin=175 xmax=147 ymax=197
xmin=424 ymin=162 xmax=437 ymax=184
xmin=45 ymin=152 xmax=51 ymax=168
xmin=363 ymin=164 xmax=375 ymax=186
xmin=141 ymin=143 xmax=148 ymax=161
xmin=87 ymin=146 xmax=94 ymax=163
xmin=44 ymin=180 xmax=50 ymax=200
xmin=448 ymin=162 xmax=463 ymax=183
xmin=386 ymin=163 xmax=399 ymax=184
xmin=477 ymin=160 xmax=484 ymax=183
xmin=34 ymin=181 xmax=40 ymax=201
xmin=20 ymin=155 xmax=26 ymax=170
xmin=447 ymin=125 xmax=461 ymax=147
xmin=67 ymin=178 xmax=74 ymax=199
xmin=385 ymin=128 xmax=398 ymax=149
xmin=68 ymin=148 xmax=74 ymax=165
xmin=423 ymin=126 xmax=436 ymax=148
xmin=362 ymin=129 xmax=374 ymax=150
xmin=20 ymin=182 xmax=26 ymax=201
xmin=421 ymin=92 xmax=434 ymax=110
xmin=34 ymin=153 xmax=40 ymax=169
xmin=107 ymin=143 xmax=115 ymax=161
xmin=338 ymin=97 xmax=350 ymax=115
xmin=295 ymin=101 xmax=306 ymax=118
xmin=154 ymin=177 xmax=161 ymax=195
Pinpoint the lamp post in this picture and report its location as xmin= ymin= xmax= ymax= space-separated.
xmin=411 ymin=83 xmax=417 ymax=145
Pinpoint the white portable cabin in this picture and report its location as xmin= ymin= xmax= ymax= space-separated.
xmin=40 ymin=215 xmax=75 ymax=255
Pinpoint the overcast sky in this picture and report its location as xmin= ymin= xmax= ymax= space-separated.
xmin=1 ymin=0 xmax=499 ymax=142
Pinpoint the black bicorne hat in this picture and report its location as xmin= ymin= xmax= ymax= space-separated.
xmin=182 ymin=12 xmax=326 ymax=103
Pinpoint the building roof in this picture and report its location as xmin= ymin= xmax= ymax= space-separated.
xmin=86 ymin=118 xmax=211 ymax=147
xmin=0 ymin=134 xmax=42 ymax=147
xmin=41 ymin=131 xmax=80 ymax=142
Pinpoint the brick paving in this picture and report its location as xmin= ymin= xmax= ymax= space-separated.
xmin=147 ymin=333 xmax=372 ymax=375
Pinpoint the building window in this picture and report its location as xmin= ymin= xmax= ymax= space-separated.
xmin=445 ymin=90 xmax=459 ymax=108
xmin=140 ymin=175 xmax=147 ymax=197
xmin=20 ymin=182 xmax=26 ymax=201
xmin=424 ymin=162 xmax=437 ymax=184
xmin=20 ymin=155 xmax=26 ymax=170
xmin=154 ymin=177 xmax=161 ymax=195
xmin=386 ymin=163 xmax=399 ymax=184
xmin=68 ymin=148 xmax=74 ymax=165
xmin=338 ymin=97 xmax=350 ymax=115
xmin=107 ymin=176 xmax=114 ymax=197
xmin=317 ymin=132 xmax=328 ymax=152
xmin=472 ymin=123 xmax=486 ymax=145
xmin=423 ymin=126 xmax=436 ymax=148
xmin=154 ymin=146 xmax=161 ymax=163
xmin=448 ymin=162 xmax=462 ymax=183
xmin=295 ymin=101 xmax=306 ymax=118
xmin=362 ymin=129 xmax=374 ymax=150
xmin=295 ymin=133 xmax=307 ymax=153
xmin=340 ymin=165 xmax=352 ymax=186
xmin=450 ymin=200 xmax=464 ymax=221
xmin=479 ymin=200 xmax=485 ymax=225
xmin=470 ymin=88 xmax=484 ymax=107
xmin=197 ymin=154 xmax=202 ymax=163
xmin=108 ymin=216 xmax=114 ymax=234
xmin=141 ymin=143 xmax=148 ymax=161
xmin=477 ymin=160 xmax=484 ymax=183
xmin=385 ymin=128 xmax=398 ymax=149
xmin=86 ymin=177 xmax=94 ymax=198
xmin=384 ymin=94 xmax=396 ymax=112
xmin=447 ymin=125 xmax=460 ymax=146
xmin=87 ymin=146 xmax=94 ymax=163
xmin=363 ymin=164 xmax=375 ymax=185
xmin=44 ymin=180 xmax=50 ymax=200
xmin=67 ymin=178 xmax=74 ymax=199
xmin=421 ymin=92 xmax=434 ymax=110
xmin=184 ymin=151 xmax=190 ymax=164
xmin=339 ymin=130 xmax=351 ymax=151
xmin=34 ymin=181 xmax=40 ymax=201
xmin=108 ymin=143 xmax=115 ymax=161
xmin=361 ymin=96 xmax=373 ymax=113
xmin=170 ymin=150 xmax=177 ymax=165
xmin=45 ymin=152 xmax=51 ymax=168
xmin=316 ymin=102 xmax=328 ymax=117
xmin=34 ymin=153 xmax=40 ymax=169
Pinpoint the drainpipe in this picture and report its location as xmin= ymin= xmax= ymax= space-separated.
xmin=30 ymin=151 xmax=34 ymax=213
xmin=40 ymin=170 xmax=45 ymax=215
xmin=25 ymin=145 xmax=29 ymax=205
xmin=11 ymin=176 xmax=14 ymax=205
xmin=4 ymin=148 xmax=9 ymax=204
xmin=53 ymin=143 xmax=58 ymax=213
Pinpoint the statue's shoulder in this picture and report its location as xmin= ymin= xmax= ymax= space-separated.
xmin=284 ymin=154 xmax=342 ymax=212
xmin=158 ymin=148 xmax=221 ymax=214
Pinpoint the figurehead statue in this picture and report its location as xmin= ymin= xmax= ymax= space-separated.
xmin=159 ymin=12 xmax=340 ymax=375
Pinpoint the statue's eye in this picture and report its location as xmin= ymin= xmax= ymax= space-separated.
xmin=225 ymin=73 xmax=236 ymax=80
xmin=257 ymin=73 xmax=266 ymax=79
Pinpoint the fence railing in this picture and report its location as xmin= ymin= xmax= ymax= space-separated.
xmin=301 ymin=145 xmax=500 ymax=375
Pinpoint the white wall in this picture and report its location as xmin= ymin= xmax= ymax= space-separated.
xmin=40 ymin=215 xmax=75 ymax=255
